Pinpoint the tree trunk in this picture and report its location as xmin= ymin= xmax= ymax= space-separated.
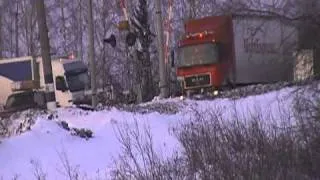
xmin=30 ymin=3 xmax=36 ymax=57
xmin=23 ymin=0 xmax=31 ymax=55
xmin=141 ymin=50 xmax=153 ymax=101
xmin=10 ymin=2 xmax=14 ymax=56
xmin=102 ymin=1 xmax=107 ymax=90
xmin=78 ymin=0 xmax=83 ymax=61
xmin=60 ymin=0 xmax=67 ymax=53
xmin=35 ymin=0 xmax=56 ymax=111
xmin=28 ymin=0 xmax=37 ymax=56
xmin=188 ymin=0 xmax=196 ymax=19
xmin=15 ymin=1 xmax=19 ymax=57
xmin=88 ymin=0 xmax=97 ymax=107
xmin=0 ymin=8 xmax=2 ymax=59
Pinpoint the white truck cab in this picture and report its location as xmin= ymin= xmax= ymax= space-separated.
xmin=0 ymin=55 xmax=91 ymax=110
xmin=38 ymin=58 xmax=91 ymax=107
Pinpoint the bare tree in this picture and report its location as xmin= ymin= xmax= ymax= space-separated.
xmin=59 ymin=0 xmax=67 ymax=54
xmin=15 ymin=0 xmax=19 ymax=56
xmin=131 ymin=0 xmax=155 ymax=102
xmin=77 ymin=0 xmax=84 ymax=61
xmin=0 ymin=1 xmax=3 ymax=59
xmin=24 ymin=0 xmax=38 ymax=56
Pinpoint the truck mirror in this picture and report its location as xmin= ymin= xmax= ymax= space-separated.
xmin=55 ymin=76 xmax=68 ymax=92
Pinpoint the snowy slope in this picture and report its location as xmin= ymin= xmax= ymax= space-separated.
xmin=0 ymin=86 xmax=300 ymax=179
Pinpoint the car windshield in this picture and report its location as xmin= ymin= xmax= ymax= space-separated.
xmin=65 ymin=71 xmax=89 ymax=92
xmin=178 ymin=43 xmax=219 ymax=67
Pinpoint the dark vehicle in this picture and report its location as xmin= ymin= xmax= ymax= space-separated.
xmin=0 ymin=91 xmax=45 ymax=118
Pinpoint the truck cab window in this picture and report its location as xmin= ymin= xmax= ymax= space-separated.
xmin=65 ymin=71 xmax=89 ymax=92
xmin=216 ymin=42 xmax=224 ymax=60
xmin=56 ymin=76 xmax=68 ymax=91
xmin=178 ymin=43 xmax=219 ymax=67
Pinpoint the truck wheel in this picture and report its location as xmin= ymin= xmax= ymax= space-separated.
xmin=226 ymin=78 xmax=235 ymax=89
xmin=186 ymin=90 xmax=192 ymax=98
xmin=226 ymin=71 xmax=236 ymax=89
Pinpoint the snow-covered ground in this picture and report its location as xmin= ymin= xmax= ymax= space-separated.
xmin=0 ymin=86 xmax=305 ymax=179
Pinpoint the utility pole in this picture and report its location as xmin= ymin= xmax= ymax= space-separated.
xmin=88 ymin=0 xmax=97 ymax=107
xmin=155 ymin=0 xmax=169 ymax=98
xmin=35 ymin=0 xmax=56 ymax=111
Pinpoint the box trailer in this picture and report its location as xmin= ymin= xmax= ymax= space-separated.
xmin=175 ymin=14 xmax=298 ymax=95
xmin=0 ymin=57 xmax=36 ymax=106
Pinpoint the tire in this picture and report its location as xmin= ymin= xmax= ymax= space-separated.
xmin=227 ymin=70 xmax=236 ymax=89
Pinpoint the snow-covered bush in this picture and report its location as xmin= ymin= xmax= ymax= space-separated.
xmin=118 ymin=101 xmax=183 ymax=115
xmin=110 ymin=86 xmax=320 ymax=180
xmin=110 ymin=120 xmax=186 ymax=180
xmin=0 ymin=109 xmax=43 ymax=138
xmin=173 ymin=89 xmax=320 ymax=180
xmin=58 ymin=121 xmax=93 ymax=140
xmin=216 ymin=79 xmax=320 ymax=100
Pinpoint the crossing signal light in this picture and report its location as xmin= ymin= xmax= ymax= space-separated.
xmin=126 ymin=32 xmax=137 ymax=47
xmin=118 ymin=20 xmax=130 ymax=31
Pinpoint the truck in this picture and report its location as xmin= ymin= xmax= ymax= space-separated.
xmin=174 ymin=14 xmax=298 ymax=96
xmin=0 ymin=55 xmax=94 ymax=114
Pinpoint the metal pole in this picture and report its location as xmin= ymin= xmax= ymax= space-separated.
xmin=35 ymin=0 xmax=56 ymax=111
xmin=88 ymin=0 xmax=97 ymax=107
xmin=155 ymin=0 xmax=169 ymax=98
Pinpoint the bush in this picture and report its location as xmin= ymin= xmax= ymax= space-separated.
xmin=110 ymin=120 xmax=186 ymax=180
xmin=58 ymin=121 xmax=93 ymax=140
xmin=111 ymin=88 xmax=320 ymax=180
xmin=0 ymin=109 xmax=42 ymax=138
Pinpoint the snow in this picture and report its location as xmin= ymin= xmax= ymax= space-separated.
xmin=0 ymin=86 xmax=302 ymax=179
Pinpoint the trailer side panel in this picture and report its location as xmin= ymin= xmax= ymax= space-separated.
xmin=233 ymin=16 xmax=298 ymax=84
xmin=0 ymin=61 xmax=33 ymax=81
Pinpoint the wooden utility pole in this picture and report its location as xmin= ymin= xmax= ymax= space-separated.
xmin=88 ymin=0 xmax=97 ymax=107
xmin=155 ymin=0 xmax=169 ymax=98
xmin=35 ymin=0 xmax=56 ymax=111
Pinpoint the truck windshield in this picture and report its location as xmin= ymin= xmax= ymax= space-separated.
xmin=178 ymin=43 xmax=219 ymax=67
xmin=65 ymin=71 xmax=89 ymax=92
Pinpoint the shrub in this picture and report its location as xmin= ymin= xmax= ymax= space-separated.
xmin=110 ymin=120 xmax=186 ymax=180
xmin=111 ymin=87 xmax=320 ymax=180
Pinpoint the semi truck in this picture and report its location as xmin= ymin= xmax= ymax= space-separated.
xmin=0 ymin=55 xmax=93 ymax=113
xmin=174 ymin=14 xmax=298 ymax=96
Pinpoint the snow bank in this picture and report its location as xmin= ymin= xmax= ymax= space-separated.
xmin=0 ymin=84 xmax=314 ymax=179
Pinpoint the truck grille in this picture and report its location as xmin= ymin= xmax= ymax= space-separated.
xmin=185 ymin=74 xmax=211 ymax=89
